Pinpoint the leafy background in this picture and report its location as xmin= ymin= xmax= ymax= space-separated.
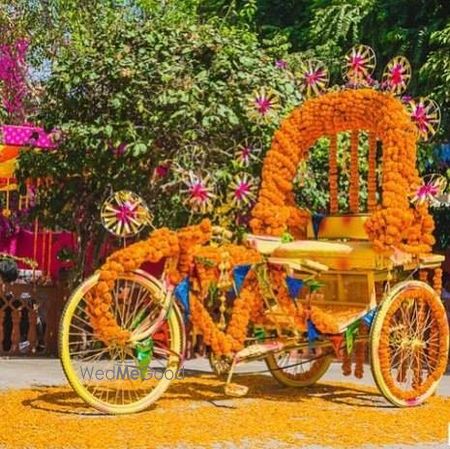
xmin=0 ymin=0 xmax=449 ymax=277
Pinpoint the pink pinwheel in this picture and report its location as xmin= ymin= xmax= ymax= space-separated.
xmin=350 ymin=54 xmax=365 ymax=73
xmin=296 ymin=60 xmax=329 ymax=97
xmin=408 ymin=97 xmax=441 ymax=141
xmin=115 ymin=201 xmax=137 ymax=226
xmin=344 ymin=45 xmax=376 ymax=85
xmin=235 ymin=143 xmax=260 ymax=167
xmin=382 ymin=56 xmax=411 ymax=95
xmin=246 ymin=88 xmax=280 ymax=123
xmin=411 ymin=174 xmax=447 ymax=206
xmin=101 ymin=191 xmax=151 ymax=237
xmin=229 ymin=174 xmax=257 ymax=208
xmin=183 ymin=173 xmax=216 ymax=213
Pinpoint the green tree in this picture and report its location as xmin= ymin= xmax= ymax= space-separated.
xmin=16 ymin=2 xmax=298 ymax=278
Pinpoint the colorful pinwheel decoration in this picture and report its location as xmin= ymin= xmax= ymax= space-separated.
xmin=182 ymin=172 xmax=216 ymax=214
xmin=411 ymin=174 xmax=448 ymax=207
xmin=407 ymin=97 xmax=441 ymax=142
xmin=101 ymin=191 xmax=152 ymax=238
xmin=228 ymin=173 xmax=257 ymax=208
xmin=343 ymin=45 xmax=376 ymax=85
xmin=234 ymin=143 xmax=260 ymax=167
xmin=382 ymin=56 xmax=412 ymax=95
xmin=296 ymin=59 xmax=329 ymax=97
xmin=246 ymin=88 xmax=280 ymax=123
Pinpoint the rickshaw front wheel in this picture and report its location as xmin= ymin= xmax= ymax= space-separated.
xmin=59 ymin=271 xmax=184 ymax=414
xmin=370 ymin=280 xmax=449 ymax=407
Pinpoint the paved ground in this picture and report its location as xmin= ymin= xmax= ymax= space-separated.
xmin=0 ymin=358 xmax=449 ymax=449
xmin=1 ymin=357 xmax=450 ymax=396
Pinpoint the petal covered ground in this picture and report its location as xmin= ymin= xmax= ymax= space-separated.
xmin=0 ymin=374 xmax=449 ymax=449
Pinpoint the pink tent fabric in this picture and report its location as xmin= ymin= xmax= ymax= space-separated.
xmin=15 ymin=229 xmax=75 ymax=278
xmin=1 ymin=125 xmax=56 ymax=149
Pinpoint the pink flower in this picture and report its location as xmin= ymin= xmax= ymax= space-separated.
xmin=275 ymin=59 xmax=288 ymax=70
xmin=155 ymin=163 xmax=170 ymax=177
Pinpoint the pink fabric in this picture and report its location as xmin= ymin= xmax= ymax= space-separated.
xmin=15 ymin=229 xmax=75 ymax=278
xmin=1 ymin=125 xmax=56 ymax=149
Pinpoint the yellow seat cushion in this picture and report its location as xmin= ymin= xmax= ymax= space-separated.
xmin=273 ymin=240 xmax=389 ymax=271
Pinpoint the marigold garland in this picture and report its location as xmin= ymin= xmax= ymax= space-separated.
xmin=250 ymin=88 xmax=435 ymax=255
xmin=367 ymin=132 xmax=377 ymax=212
xmin=349 ymin=130 xmax=360 ymax=213
xmin=329 ymin=134 xmax=338 ymax=214
xmin=354 ymin=322 xmax=368 ymax=378
xmin=433 ymin=268 xmax=442 ymax=296
xmin=87 ymin=220 xmax=212 ymax=345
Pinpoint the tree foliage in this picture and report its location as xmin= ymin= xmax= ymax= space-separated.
xmin=15 ymin=2 xmax=299 ymax=275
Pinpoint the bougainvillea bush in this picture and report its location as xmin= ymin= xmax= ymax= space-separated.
xmin=16 ymin=3 xmax=299 ymax=275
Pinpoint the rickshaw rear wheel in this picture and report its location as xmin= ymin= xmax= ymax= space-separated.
xmin=370 ymin=280 xmax=449 ymax=407
xmin=59 ymin=270 xmax=184 ymax=414
xmin=265 ymin=346 xmax=333 ymax=387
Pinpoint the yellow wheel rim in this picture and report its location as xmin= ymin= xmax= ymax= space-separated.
xmin=59 ymin=271 xmax=184 ymax=414
xmin=370 ymin=280 xmax=449 ymax=407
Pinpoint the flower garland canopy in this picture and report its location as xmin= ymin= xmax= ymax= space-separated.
xmin=250 ymin=88 xmax=435 ymax=255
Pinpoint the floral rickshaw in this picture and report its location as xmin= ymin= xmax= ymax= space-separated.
xmin=59 ymin=46 xmax=449 ymax=414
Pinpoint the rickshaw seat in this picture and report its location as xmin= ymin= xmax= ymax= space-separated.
xmin=273 ymin=240 xmax=390 ymax=271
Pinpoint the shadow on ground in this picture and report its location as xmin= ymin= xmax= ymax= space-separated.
xmin=21 ymin=373 xmax=391 ymax=416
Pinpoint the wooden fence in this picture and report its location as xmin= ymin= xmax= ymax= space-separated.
xmin=0 ymin=283 xmax=68 ymax=356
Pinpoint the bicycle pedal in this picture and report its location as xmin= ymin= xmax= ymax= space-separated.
xmin=224 ymin=383 xmax=249 ymax=397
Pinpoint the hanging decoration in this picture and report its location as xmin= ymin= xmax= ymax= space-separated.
xmin=345 ymin=319 xmax=360 ymax=354
xmin=362 ymin=308 xmax=377 ymax=327
xmin=367 ymin=132 xmax=377 ymax=212
xmin=232 ymin=264 xmax=252 ymax=295
xmin=329 ymin=334 xmax=344 ymax=358
xmin=311 ymin=213 xmax=325 ymax=239
xmin=343 ymin=45 xmax=376 ymax=85
xmin=101 ymin=190 xmax=152 ymax=238
xmin=407 ymin=97 xmax=441 ymax=142
xmin=349 ymin=130 xmax=360 ymax=213
xmin=307 ymin=319 xmax=320 ymax=342
xmin=296 ymin=59 xmax=329 ymax=97
xmin=174 ymin=277 xmax=191 ymax=320
xmin=382 ymin=56 xmax=412 ymax=95
xmin=328 ymin=134 xmax=338 ymax=214
xmin=285 ymin=275 xmax=304 ymax=300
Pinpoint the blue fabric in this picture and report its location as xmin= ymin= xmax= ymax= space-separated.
xmin=307 ymin=319 xmax=320 ymax=342
xmin=233 ymin=264 xmax=252 ymax=294
xmin=312 ymin=213 xmax=325 ymax=239
xmin=174 ymin=277 xmax=190 ymax=321
xmin=362 ymin=308 xmax=377 ymax=327
xmin=286 ymin=276 xmax=304 ymax=300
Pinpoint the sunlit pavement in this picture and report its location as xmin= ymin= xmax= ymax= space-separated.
xmin=1 ymin=357 xmax=450 ymax=449
xmin=1 ymin=357 xmax=449 ymax=396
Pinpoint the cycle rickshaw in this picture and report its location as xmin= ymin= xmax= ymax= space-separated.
xmin=59 ymin=47 xmax=449 ymax=414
